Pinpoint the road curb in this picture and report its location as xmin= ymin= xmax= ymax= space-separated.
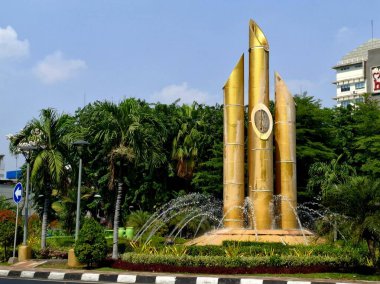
xmin=0 ymin=269 xmax=359 ymax=283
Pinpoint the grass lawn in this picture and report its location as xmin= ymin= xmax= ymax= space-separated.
xmin=38 ymin=261 xmax=85 ymax=270
xmin=38 ymin=261 xmax=124 ymax=272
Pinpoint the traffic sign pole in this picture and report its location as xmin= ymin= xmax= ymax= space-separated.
xmin=24 ymin=163 xmax=29 ymax=245
xmin=13 ymin=203 xmax=19 ymax=258
xmin=12 ymin=182 xmax=23 ymax=260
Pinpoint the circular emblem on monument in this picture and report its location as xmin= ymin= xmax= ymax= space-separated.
xmin=251 ymin=103 xmax=273 ymax=140
xmin=254 ymin=109 xmax=270 ymax=133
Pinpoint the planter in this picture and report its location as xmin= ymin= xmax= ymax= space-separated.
xmin=118 ymin=228 xmax=126 ymax=238
xmin=125 ymin=227 xmax=134 ymax=240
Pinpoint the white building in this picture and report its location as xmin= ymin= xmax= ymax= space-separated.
xmin=333 ymin=39 xmax=380 ymax=107
xmin=0 ymin=154 xmax=4 ymax=180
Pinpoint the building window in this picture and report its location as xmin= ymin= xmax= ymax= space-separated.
xmin=341 ymin=84 xmax=350 ymax=92
xmin=355 ymin=97 xmax=364 ymax=103
xmin=341 ymin=100 xmax=351 ymax=107
xmin=354 ymin=63 xmax=362 ymax=68
xmin=340 ymin=66 xmax=349 ymax=71
xmin=355 ymin=82 xmax=365 ymax=89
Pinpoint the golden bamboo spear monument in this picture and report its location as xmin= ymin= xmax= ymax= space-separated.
xmin=187 ymin=19 xmax=316 ymax=246
xmin=274 ymin=72 xmax=298 ymax=229
xmin=223 ymin=55 xmax=245 ymax=228
xmin=248 ymin=20 xmax=274 ymax=230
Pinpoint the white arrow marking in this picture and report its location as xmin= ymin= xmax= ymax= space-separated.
xmin=15 ymin=187 xmax=22 ymax=199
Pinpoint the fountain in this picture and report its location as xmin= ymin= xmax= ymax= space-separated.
xmin=134 ymin=19 xmax=318 ymax=246
xmin=132 ymin=193 xmax=223 ymax=244
xmin=133 ymin=193 xmax=317 ymax=245
xmin=187 ymin=19 xmax=317 ymax=245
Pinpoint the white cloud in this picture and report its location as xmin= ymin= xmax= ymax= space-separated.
xmin=0 ymin=26 xmax=29 ymax=59
xmin=151 ymin=82 xmax=211 ymax=104
xmin=33 ymin=51 xmax=87 ymax=84
xmin=335 ymin=26 xmax=353 ymax=43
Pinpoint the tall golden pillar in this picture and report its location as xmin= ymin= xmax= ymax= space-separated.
xmin=248 ymin=19 xmax=273 ymax=230
xmin=223 ymin=55 xmax=245 ymax=228
xmin=274 ymin=72 xmax=297 ymax=229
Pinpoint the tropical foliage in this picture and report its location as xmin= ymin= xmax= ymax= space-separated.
xmin=6 ymin=93 xmax=380 ymax=267
xmin=0 ymin=209 xmax=22 ymax=261
xmin=74 ymin=217 xmax=107 ymax=267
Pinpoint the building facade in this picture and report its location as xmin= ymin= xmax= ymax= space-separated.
xmin=0 ymin=154 xmax=4 ymax=180
xmin=333 ymin=39 xmax=380 ymax=107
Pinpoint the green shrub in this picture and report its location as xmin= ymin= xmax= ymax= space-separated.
xmin=0 ymin=221 xmax=14 ymax=261
xmin=126 ymin=211 xmax=168 ymax=237
xmin=125 ymin=211 xmax=151 ymax=230
xmin=74 ymin=218 xmax=107 ymax=267
xmin=0 ymin=210 xmax=22 ymax=262
xmin=121 ymin=252 xmax=363 ymax=268
xmin=47 ymin=236 xmax=75 ymax=249
xmin=123 ymin=240 xmax=369 ymax=269
xmin=187 ymin=245 xmax=225 ymax=256
xmin=106 ymin=238 xmax=133 ymax=254
xmin=34 ymin=248 xmax=68 ymax=259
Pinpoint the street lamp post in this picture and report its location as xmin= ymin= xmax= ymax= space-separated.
xmin=72 ymin=140 xmax=89 ymax=241
xmin=18 ymin=144 xmax=37 ymax=261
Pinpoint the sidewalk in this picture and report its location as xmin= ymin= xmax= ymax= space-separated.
xmin=0 ymin=262 xmax=376 ymax=284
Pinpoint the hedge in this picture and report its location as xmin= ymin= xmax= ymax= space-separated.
xmin=121 ymin=252 xmax=366 ymax=268
xmin=186 ymin=242 xmax=368 ymax=259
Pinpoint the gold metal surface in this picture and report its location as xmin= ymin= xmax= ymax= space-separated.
xmin=18 ymin=245 xmax=31 ymax=261
xmin=187 ymin=228 xmax=317 ymax=246
xmin=248 ymin=19 xmax=273 ymax=229
xmin=274 ymin=72 xmax=297 ymax=229
xmin=223 ymin=54 xmax=245 ymax=228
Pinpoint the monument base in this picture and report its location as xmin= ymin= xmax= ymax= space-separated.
xmin=18 ymin=245 xmax=32 ymax=261
xmin=186 ymin=228 xmax=319 ymax=246
xmin=67 ymin=248 xmax=81 ymax=267
xmin=8 ymin=257 xmax=18 ymax=264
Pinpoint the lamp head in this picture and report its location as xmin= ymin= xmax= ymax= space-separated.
xmin=18 ymin=144 xmax=38 ymax=161
xmin=72 ymin=140 xmax=89 ymax=157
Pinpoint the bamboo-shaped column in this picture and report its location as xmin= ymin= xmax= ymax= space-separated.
xmin=274 ymin=72 xmax=297 ymax=229
xmin=248 ymin=20 xmax=273 ymax=230
xmin=223 ymin=54 xmax=245 ymax=228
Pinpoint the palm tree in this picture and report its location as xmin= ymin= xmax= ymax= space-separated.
xmin=323 ymin=176 xmax=380 ymax=264
xmin=171 ymin=103 xmax=203 ymax=180
xmin=89 ymin=99 xmax=166 ymax=259
xmin=9 ymin=108 xmax=73 ymax=249
xmin=307 ymin=154 xmax=356 ymax=197
xmin=51 ymin=186 xmax=95 ymax=234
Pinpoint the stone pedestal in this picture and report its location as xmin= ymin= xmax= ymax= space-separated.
xmin=67 ymin=248 xmax=81 ymax=267
xmin=8 ymin=257 xmax=18 ymax=264
xmin=18 ymin=245 xmax=31 ymax=261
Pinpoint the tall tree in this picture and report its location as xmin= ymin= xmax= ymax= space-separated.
xmin=9 ymin=108 xmax=73 ymax=248
xmin=87 ymin=98 xmax=166 ymax=259
xmin=171 ymin=103 xmax=203 ymax=183
xmin=352 ymin=97 xmax=380 ymax=178
xmin=323 ymin=176 xmax=380 ymax=264
xmin=330 ymin=105 xmax=356 ymax=164
xmin=307 ymin=155 xmax=356 ymax=198
xmin=191 ymin=104 xmax=224 ymax=198
xmin=294 ymin=93 xmax=336 ymax=200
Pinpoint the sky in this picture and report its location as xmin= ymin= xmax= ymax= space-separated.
xmin=0 ymin=0 xmax=379 ymax=172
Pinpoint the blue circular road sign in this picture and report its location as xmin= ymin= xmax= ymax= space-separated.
xmin=13 ymin=182 xmax=23 ymax=204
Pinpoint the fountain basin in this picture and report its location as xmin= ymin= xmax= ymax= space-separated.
xmin=186 ymin=228 xmax=317 ymax=246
